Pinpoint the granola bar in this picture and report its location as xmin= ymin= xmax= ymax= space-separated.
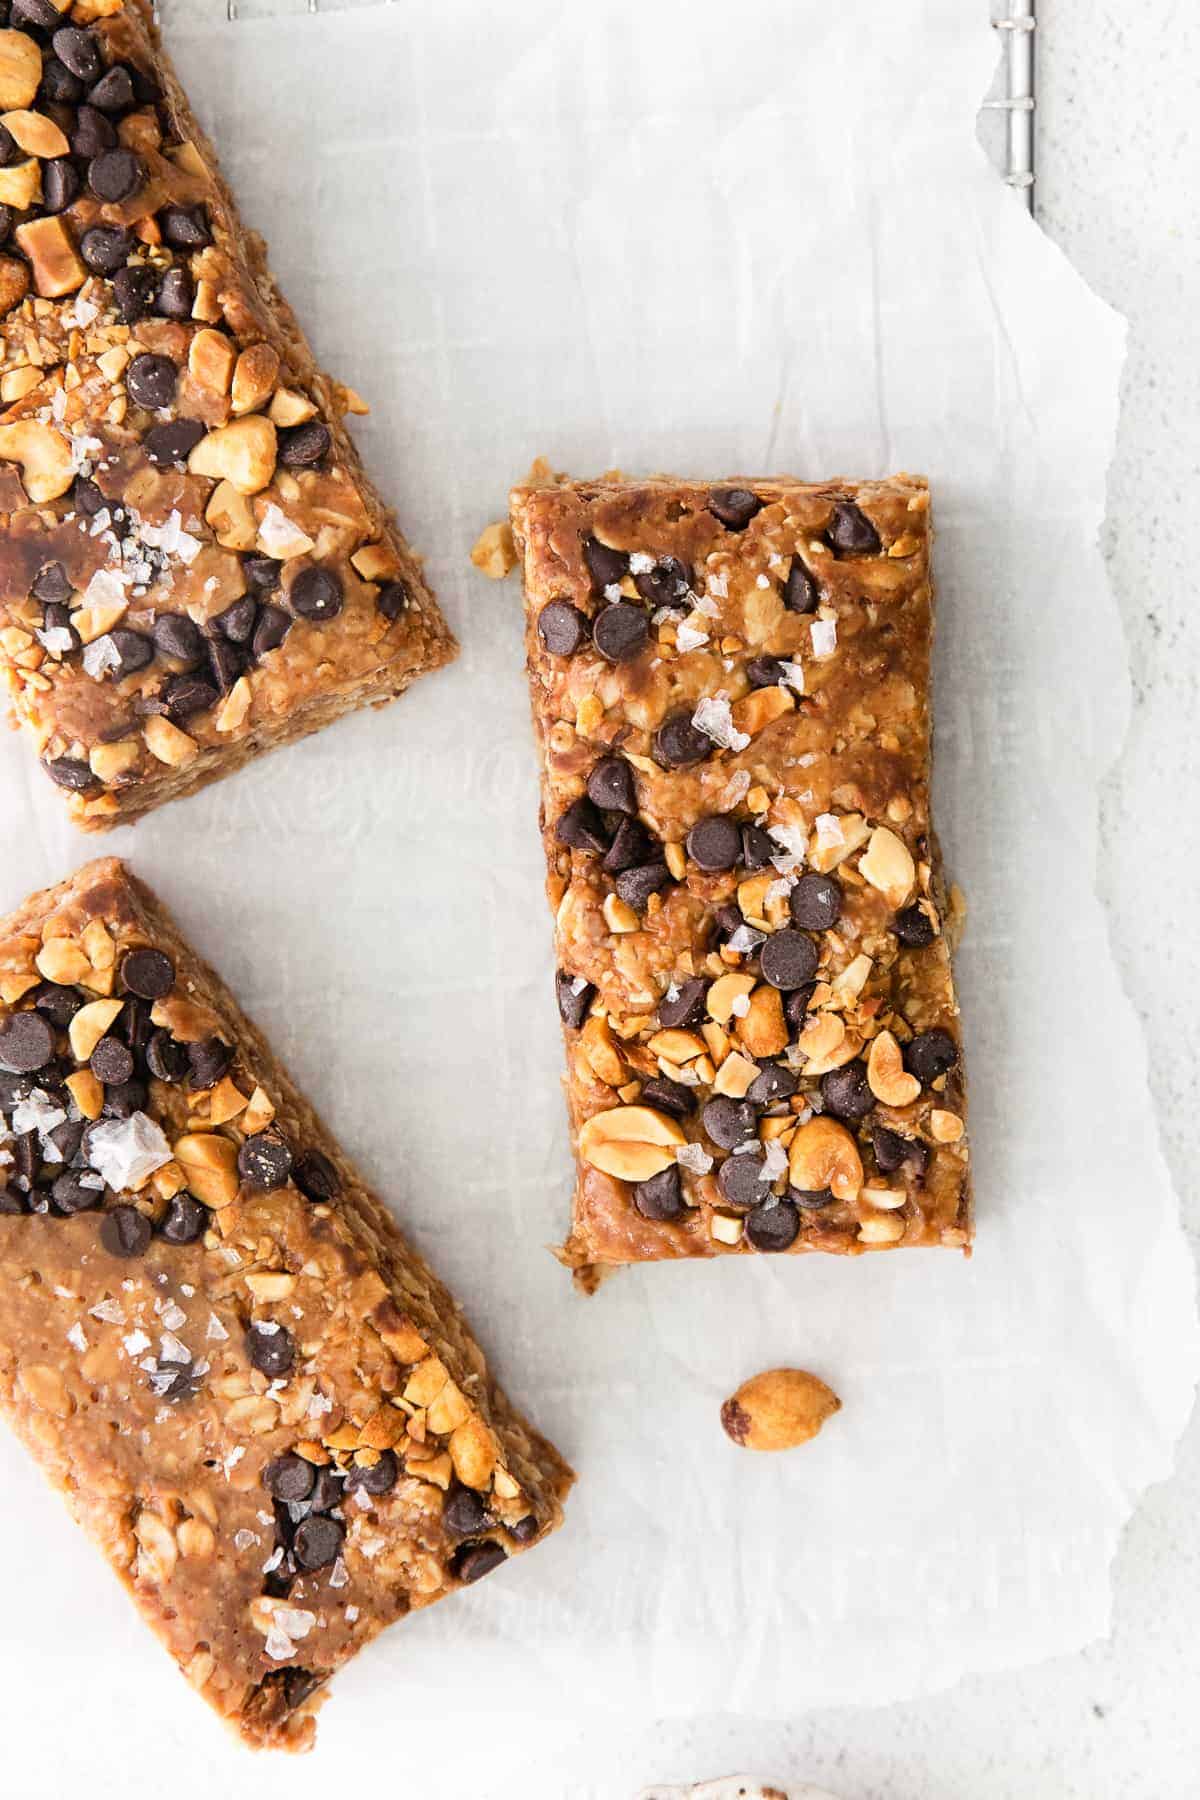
xmin=0 ymin=858 xmax=571 ymax=1748
xmin=0 ymin=1 xmax=455 ymax=830
xmin=510 ymin=475 xmax=970 ymax=1275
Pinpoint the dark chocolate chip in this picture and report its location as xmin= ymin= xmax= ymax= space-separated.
xmin=0 ymin=126 xmax=16 ymax=169
xmin=187 ymin=1036 xmax=232 ymax=1089
xmin=632 ymin=1164 xmax=685 ymax=1221
xmin=783 ymin=558 xmax=819 ymax=613
xmin=760 ymin=929 xmax=819 ymax=991
xmin=586 ymin=756 xmax=635 ymax=815
xmin=163 ymin=673 xmax=219 ymax=720
xmin=240 ymin=554 xmax=280 ymax=592
xmin=126 ymin=352 xmax=177 ymax=411
xmin=784 ymin=985 xmax=815 ymax=1031
xmin=42 ymin=156 xmax=80 ymax=213
xmin=820 ymin=1060 xmax=874 ymax=1121
xmin=451 ymin=1539 xmax=507 ymax=1584
xmin=555 ymin=971 xmax=594 ymax=1031
xmin=51 ymin=1118 xmax=85 ymax=1167
xmin=746 ymin=655 xmax=787 ymax=688
xmin=702 ymin=1096 xmax=757 ymax=1150
xmin=88 ymin=147 xmax=145 ymax=203
xmin=377 ymin=580 xmax=408 ymax=621
xmin=251 ymin=604 xmax=292 ymax=660
xmin=110 ymin=263 xmax=157 ymax=322
xmin=263 ymin=1453 xmax=315 ymax=1504
xmin=826 ymin=501 xmax=881 ymax=556
xmin=215 ymin=596 xmax=258 ymax=644
xmin=893 ymin=903 xmax=937 ymax=948
xmin=152 ymin=611 xmax=205 ymax=665
xmin=592 ymin=602 xmax=648 ymax=663
xmin=746 ymin=1197 xmax=801 ymax=1251
xmin=12 ymin=0 xmax=62 ymax=27
xmin=653 ymin=709 xmax=710 ymax=769
xmin=90 ymin=1035 xmax=133 ymax=1086
xmin=39 ymin=57 xmax=83 ymax=105
xmin=0 ymin=204 xmax=11 ymax=245
xmin=555 ymin=795 xmax=609 ymax=855
xmin=292 ymin=1514 xmax=343 ymax=1572
xmin=872 ymin=1126 xmax=930 ymax=1177
xmin=632 ymin=555 xmax=691 ymax=607
xmin=52 ymin=25 xmax=102 ymax=80
xmin=246 ymin=1321 xmax=295 ymax=1379
xmin=746 ymin=1061 xmax=798 ymax=1106
xmin=602 ymin=814 xmax=655 ymax=873
xmin=206 ymin=634 xmax=244 ymax=693
xmin=790 ymin=1185 xmax=835 ymax=1209
xmin=32 ymin=982 xmax=83 ymax=1029
xmin=79 ymin=223 xmax=133 ymax=275
xmin=740 ymin=824 xmax=775 ymax=871
xmin=345 ymin=1449 xmax=399 ymax=1496
xmin=44 ymin=755 xmax=98 ymax=792
xmin=102 ymin=628 xmax=153 ymax=678
xmin=657 ymin=978 xmax=706 ymax=1029
xmin=443 ymin=1484 xmax=489 ymax=1538
xmin=536 ymin=599 xmax=589 ymax=657
xmin=144 ymin=417 xmax=205 ymax=465
xmin=159 ymin=1192 xmax=208 ymax=1244
xmin=278 ymin=422 xmax=331 ymax=467
xmin=639 ymin=1075 xmax=695 ymax=1118
xmin=508 ymin=1515 xmax=539 ymax=1544
xmin=120 ymin=947 xmax=175 ymax=1001
xmin=88 ymin=63 xmax=134 ymax=112
xmin=29 ymin=565 xmax=70 ymax=614
xmin=155 ymin=265 xmax=194 ymax=319
xmin=708 ymin=487 xmax=761 ymax=530
xmin=238 ymin=1130 xmax=293 ymax=1191
xmin=280 ymin=1668 xmax=321 ymax=1709
xmin=904 ymin=1028 xmax=958 ymax=1086
xmin=614 ymin=862 xmax=671 ymax=909
xmin=99 ymin=1205 xmax=151 ymax=1259
xmin=686 ymin=815 xmax=742 ymax=871
xmin=161 ymin=205 xmax=212 ymax=249
xmin=582 ymin=536 xmax=627 ymax=590
xmin=71 ymin=103 xmax=116 ymax=160
xmin=0 ymin=1011 xmax=54 ymax=1075
xmin=789 ymin=872 xmax=842 ymax=931
xmin=52 ymin=1170 xmax=104 ymax=1215
xmin=101 ymin=1077 xmax=146 ymax=1119
xmin=292 ymin=1149 xmax=339 ymax=1205
xmin=146 ymin=1028 xmax=188 ymax=1084
xmin=73 ymin=474 xmax=105 ymax=516
xmin=289 ymin=565 xmax=343 ymax=622
xmin=0 ymin=1185 xmax=27 ymax=1217
xmin=308 ymin=1466 xmax=345 ymax=1513
xmin=717 ymin=1151 xmax=768 ymax=1209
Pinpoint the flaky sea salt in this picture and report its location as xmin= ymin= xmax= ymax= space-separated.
xmin=329 ymin=1559 xmax=349 ymax=1589
xmin=81 ymin=565 xmax=129 ymax=610
xmin=66 ymin=1322 xmax=87 ymax=1352
xmin=810 ymin=618 xmax=837 ymax=659
xmin=692 ymin=693 xmax=750 ymax=753
xmin=264 ymin=1629 xmax=295 ymax=1662
xmin=123 ymin=1329 xmax=151 ymax=1356
xmin=90 ymin=1298 xmax=125 ymax=1325
xmin=761 ymin=1139 xmax=790 ymax=1182
xmin=86 ymin=1112 xmax=171 ymax=1193
xmin=676 ymin=1142 xmax=714 ymax=1176
xmin=273 ymin=1608 xmax=315 ymax=1641
xmin=779 ymin=659 xmax=806 ymax=692
xmin=206 ymin=1312 xmax=228 ymax=1341
xmin=257 ymin=502 xmax=314 ymax=560
xmin=675 ymin=620 xmax=710 ymax=652
xmin=628 ymin=551 xmax=655 ymax=574
xmin=814 ymin=813 xmax=843 ymax=848
xmin=233 ymin=1530 xmax=260 ymax=1552
xmin=37 ymin=626 xmax=75 ymax=656
xmin=159 ymin=1332 xmax=190 ymax=1365
xmin=727 ymin=933 xmax=763 ymax=961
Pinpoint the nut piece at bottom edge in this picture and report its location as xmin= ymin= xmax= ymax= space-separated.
xmin=720 ymin=1367 xmax=841 ymax=1452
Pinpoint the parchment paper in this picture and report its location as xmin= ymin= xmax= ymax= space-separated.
xmin=1 ymin=0 xmax=1196 ymax=1787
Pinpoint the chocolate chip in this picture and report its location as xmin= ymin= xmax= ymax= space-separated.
xmin=49 ymin=1119 xmax=84 ymax=1166
xmin=238 ymin=1130 xmax=293 ymax=1190
xmin=307 ymin=1466 xmax=344 ymax=1513
xmin=88 ymin=147 xmax=145 ymax=203
xmin=263 ymin=1454 xmax=315 ymax=1504
xmin=152 ymin=612 xmax=205 ymax=665
xmin=785 ymin=986 xmax=816 ymax=1031
xmin=904 ymin=1028 xmax=958 ymax=1086
xmin=614 ymin=862 xmax=671 ymax=909
xmin=508 ymin=1515 xmax=539 ymax=1544
xmin=747 ymin=655 xmax=786 ymax=688
xmin=289 ymin=565 xmax=343 ymax=622
xmin=145 ymin=417 xmax=205 ymax=465
xmin=632 ymin=1164 xmax=685 ymax=1221
xmin=187 ymin=1036 xmax=232 ymax=1089
xmin=52 ymin=25 xmax=102 ymax=79
xmin=159 ymin=1192 xmax=208 ymax=1244
xmin=42 ymin=156 xmax=80 ymax=213
xmin=292 ymin=1149 xmax=339 ymax=1205
xmin=653 ymin=709 xmax=710 ymax=769
xmin=717 ymin=1151 xmax=768 ymax=1208
xmin=52 ymin=1170 xmax=103 ymax=1215
xmin=702 ymin=1096 xmax=757 ymax=1150
xmin=345 ymin=1450 xmax=399 ymax=1496
xmin=708 ymin=487 xmax=761 ymax=530
xmin=783 ymin=558 xmax=819 ymax=613
xmin=759 ymin=929 xmax=819 ymax=991
xmin=555 ymin=795 xmax=609 ymax=854
xmin=602 ymin=815 xmax=655 ymax=873
xmin=0 ymin=1185 xmax=26 ymax=1217
xmin=0 ymin=204 xmax=11 ymax=245
xmin=789 ymin=873 xmax=842 ymax=932
xmin=44 ymin=755 xmax=97 ymax=792
xmin=163 ymin=674 xmax=219 ymax=720
xmin=102 ymin=1078 xmax=146 ymax=1120
xmin=39 ymin=57 xmax=83 ymax=105
xmin=90 ymin=1035 xmax=133 ymax=1085
xmin=278 ymin=422 xmax=331 ymax=467
xmin=746 ymin=1197 xmax=801 ymax=1251
xmin=88 ymin=64 xmax=134 ymax=112
xmin=586 ymin=756 xmax=636 ymax=814
xmin=73 ymin=475 xmax=105 ymax=516
xmin=99 ymin=1205 xmax=151 ymax=1259
xmin=241 ymin=554 xmax=280 ymax=593
xmin=826 ymin=501 xmax=881 ymax=556
xmin=746 ymin=1061 xmax=797 ymax=1105
xmin=872 ymin=1127 xmax=929 ymax=1177
xmin=740 ymin=824 xmax=775 ymax=871
xmin=154 ymin=1358 xmax=204 ymax=1405
xmin=592 ymin=602 xmax=648 ymax=662
xmin=0 ymin=1012 xmax=54 ymax=1075
xmin=582 ymin=536 xmax=627 ymax=590
xmin=450 ymin=1539 xmax=507 ymax=1584
xmin=377 ymin=580 xmax=408 ymax=621
xmin=161 ymin=205 xmax=211 ymax=249
xmin=536 ymin=599 xmax=589 ymax=656
xmin=213 ymin=596 xmax=257 ymax=644
xmin=110 ymin=264 xmax=156 ymax=323
xmin=820 ymin=1060 xmax=873 ymax=1121
xmin=103 ymin=628 xmax=153 ymax=678
xmin=246 ymin=1321 xmax=295 ymax=1378
xmin=0 ymin=126 xmax=16 ymax=169
xmin=893 ymin=903 xmax=937 ymax=948
xmin=146 ymin=1028 xmax=188 ymax=1084
xmin=251 ymin=605 xmax=292 ymax=660
xmin=155 ymin=265 xmax=194 ymax=320
xmin=639 ymin=1075 xmax=695 ymax=1118
xmin=71 ymin=104 xmax=115 ymax=160
xmin=126 ymin=352 xmax=177 ymax=411
xmin=555 ymin=971 xmax=594 ymax=1030
xmin=632 ymin=556 xmax=691 ymax=607
xmin=78 ymin=223 xmax=133 ymax=276
xmin=32 ymin=982 xmax=83 ymax=1029
xmin=790 ymin=1185 xmax=834 ymax=1209
xmin=292 ymin=1515 xmax=343 ymax=1572
xmin=657 ymin=978 xmax=706 ymax=1029
xmin=686 ymin=815 xmax=742 ymax=871
xmin=207 ymin=635 xmax=244 ymax=693
xmin=443 ymin=1484 xmax=489 ymax=1538
xmin=280 ymin=1669 xmax=321 ymax=1709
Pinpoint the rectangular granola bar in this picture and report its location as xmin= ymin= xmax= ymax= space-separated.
xmin=0 ymin=858 xmax=571 ymax=1748
xmin=510 ymin=475 xmax=970 ymax=1275
xmin=0 ymin=1 xmax=455 ymax=829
